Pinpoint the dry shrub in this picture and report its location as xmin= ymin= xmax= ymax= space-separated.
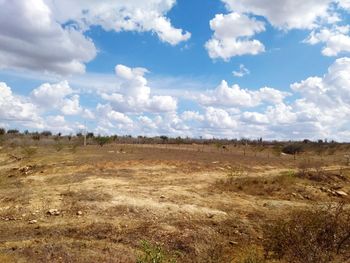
xmin=263 ymin=202 xmax=350 ymax=263
xmin=297 ymin=160 xmax=346 ymax=183
xmin=216 ymin=171 xmax=297 ymax=197
xmin=0 ymin=253 xmax=17 ymax=263
xmin=232 ymin=245 xmax=265 ymax=263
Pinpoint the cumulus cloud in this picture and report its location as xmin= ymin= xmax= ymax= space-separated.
xmin=222 ymin=0 xmax=333 ymax=30
xmin=0 ymin=0 xmax=97 ymax=75
xmin=205 ymin=12 xmax=265 ymax=60
xmin=46 ymin=0 xmax=190 ymax=46
xmin=2 ymin=57 xmax=350 ymax=140
xmin=306 ymin=26 xmax=350 ymax=56
xmin=30 ymin=80 xmax=90 ymax=116
xmin=197 ymin=80 xmax=289 ymax=108
xmin=31 ymin=81 xmax=73 ymax=108
xmin=0 ymin=82 xmax=43 ymax=128
xmin=244 ymin=57 xmax=350 ymax=139
xmin=100 ymin=64 xmax=177 ymax=113
xmin=0 ymin=0 xmax=190 ymax=75
xmin=207 ymin=0 xmax=350 ymax=60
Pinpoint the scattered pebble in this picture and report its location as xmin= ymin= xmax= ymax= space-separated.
xmin=47 ymin=209 xmax=60 ymax=216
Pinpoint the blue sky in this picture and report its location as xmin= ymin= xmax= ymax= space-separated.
xmin=0 ymin=0 xmax=350 ymax=141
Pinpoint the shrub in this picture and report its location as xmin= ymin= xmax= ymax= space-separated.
xmin=87 ymin=132 xmax=94 ymax=139
xmin=282 ymin=144 xmax=304 ymax=155
xmin=136 ymin=240 xmax=176 ymax=263
xmin=95 ymin=136 xmax=111 ymax=147
xmin=21 ymin=146 xmax=37 ymax=158
xmin=263 ymin=202 xmax=350 ymax=263
xmin=32 ymin=134 xmax=40 ymax=141
xmin=0 ymin=128 xmax=5 ymax=135
xmin=41 ymin=131 xmax=52 ymax=137
xmin=7 ymin=129 xmax=19 ymax=134
xmin=232 ymin=246 xmax=265 ymax=263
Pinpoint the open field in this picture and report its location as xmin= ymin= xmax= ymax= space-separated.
xmin=0 ymin=142 xmax=350 ymax=262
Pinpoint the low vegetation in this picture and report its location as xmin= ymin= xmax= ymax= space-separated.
xmin=263 ymin=203 xmax=350 ymax=263
xmin=0 ymin=128 xmax=349 ymax=262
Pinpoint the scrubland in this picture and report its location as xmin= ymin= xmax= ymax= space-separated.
xmin=0 ymin=135 xmax=349 ymax=262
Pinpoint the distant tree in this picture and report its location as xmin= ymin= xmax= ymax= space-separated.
xmin=24 ymin=130 xmax=29 ymax=135
xmin=41 ymin=131 xmax=52 ymax=136
xmin=160 ymin=136 xmax=168 ymax=144
xmin=87 ymin=132 xmax=94 ymax=139
xmin=7 ymin=129 xmax=19 ymax=134
xmin=32 ymin=134 xmax=40 ymax=141
xmin=0 ymin=128 xmax=5 ymax=135
xmin=282 ymin=144 xmax=304 ymax=155
xmin=76 ymin=132 xmax=83 ymax=137
xmin=95 ymin=136 xmax=111 ymax=147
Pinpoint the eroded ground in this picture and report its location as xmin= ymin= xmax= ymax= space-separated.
xmin=0 ymin=144 xmax=349 ymax=262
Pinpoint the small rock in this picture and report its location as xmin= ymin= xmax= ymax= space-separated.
xmin=29 ymin=220 xmax=37 ymax=224
xmin=77 ymin=211 xmax=83 ymax=216
xmin=47 ymin=209 xmax=60 ymax=216
xmin=160 ymin=195 xmax=166 ymax=199
xmin=229 ymin=241 xmax=238 ymax=245
xmin=207 ymin=213 xmax=215 ymax=219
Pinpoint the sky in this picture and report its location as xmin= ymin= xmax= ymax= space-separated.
xmin=0 ymin=0 xmax=350 ymax=141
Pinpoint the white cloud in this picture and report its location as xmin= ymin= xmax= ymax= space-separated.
xmin=101 ymin=64 xmax=177 ymax=113
xmin=31 ymin=81 xmax=73 ymax=108
xmin=2 ymin=57 xmax=350 ymax=141
xmin=233 ymin=64 xmax=250 ymax=77
xmin=181 ymin=111 xmax=204 ymax=122
xmin=0 ymin=0 xmax=97 ymax=75
xmin=46 ymin=0 xmax=191 ymax=46
xmin=0 ymin=0 xmax=190 ymax=75
xmin=204 ymin=107 xmax=237 ymax=129
xmin=0 ymin=82 xmax=43 ymax=128
xmin=306 ymin=26 xmax=350 ymax=56
xmin=222 ymin=0 xmax=333 ymax=30
xmin=197 ymin=80 xmax=289 ymax=108
xmin=61 ymin=95 xmax=83 ymax=115
xmin=242 ymin=112 xmax=269 ymax=124
xmin=31 ymin=80 xmax=89 ymax=116
xmin=96 ymin=104 xmax=133 ymax=125
xmin=208 ymin=0 xmax=349 ymax=60
xmin=205 ymin=13 xmax=265 ymax=60
xmin=337 ymin=0 xmax=350 ymax=10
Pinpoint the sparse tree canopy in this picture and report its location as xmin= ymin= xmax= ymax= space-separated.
xmin=7 ymin=129 xmax=19 ymax=134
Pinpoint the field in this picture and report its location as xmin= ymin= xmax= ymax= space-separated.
xmin=0 ymin=140 xmax=350 ymax=262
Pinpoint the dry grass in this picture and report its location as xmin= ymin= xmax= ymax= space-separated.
xmin=0 ymin=144 xmax=349 ymax=262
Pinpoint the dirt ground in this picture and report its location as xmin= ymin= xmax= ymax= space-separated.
xmin=0 ymin=144 xmax=349 ymax=262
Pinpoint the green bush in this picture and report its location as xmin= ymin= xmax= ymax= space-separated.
xmin=137 ymin=240 xmax=176 ymax=263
